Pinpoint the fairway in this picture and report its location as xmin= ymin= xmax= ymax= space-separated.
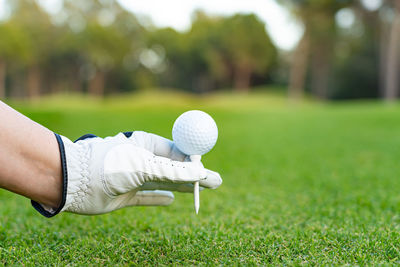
xmin=2 ymin=93 xmax=400 ymax=265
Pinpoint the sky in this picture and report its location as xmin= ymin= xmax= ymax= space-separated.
xmin=0 ymin=0 xmax=303 ymax=51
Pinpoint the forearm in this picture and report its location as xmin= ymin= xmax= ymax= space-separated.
xmin=0 ymin=101 xmax=62 ymax=207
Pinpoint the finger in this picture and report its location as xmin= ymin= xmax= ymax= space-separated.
xmin=139 ymin=151 xmax=221 ymax=187
xmin=129 ymin=131 xmax=187 ymax=161
xmin=126 ymin=190 xmax=174 ymax=206
xmin=140 ymin=181 xmax=204 ymax=193
xmin=149 ymin=155 xmax=208 ymax=183
xmin=141 ymin=168 xmax=222 ymax=191
xmin=200 ymin=169 xmax=222 ymax=189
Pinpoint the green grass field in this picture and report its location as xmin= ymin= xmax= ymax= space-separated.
xmin=2 ymin=92 xmax=400 ymax=265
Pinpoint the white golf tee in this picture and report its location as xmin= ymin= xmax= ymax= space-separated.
xmin=190 ymin=155 xmax=201 ymax=214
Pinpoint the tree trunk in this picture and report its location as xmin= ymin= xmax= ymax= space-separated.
xmin=88 ymin=71 xmax=105 ymax=96
xmin=0 ymin=60 xmax=5 ymax=99
xmin=10 ymin=71 xmax=24 ymax=98
xmin=379 ymin=15 xmax=390 ymax=97
xmin=310 ymin=40 xmax=333 ymax=99
xmin=384 ymin=5 xmax=400 ymax=101
xmin=27 ymin=65 xmax=41 ymax=99
xmin=289 ymin=30 xmax=310 ymax=100
xmin=233 ymin=64 xmax=251 ymax=92
xmin=193 ymin=73 xmax=214 ymax=93
xmin=71 ymin=72 xmax=82 ymax=93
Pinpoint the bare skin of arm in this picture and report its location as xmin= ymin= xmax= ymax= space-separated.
xmin=0 ymin=101 xmax=62 ymax=208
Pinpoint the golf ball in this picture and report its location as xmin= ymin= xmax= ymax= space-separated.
xmin=172 ymin=110 xmax=218 ymax=156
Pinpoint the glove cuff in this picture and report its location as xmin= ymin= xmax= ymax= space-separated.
xmin=31 ymin=133 xmax=68 ymax=218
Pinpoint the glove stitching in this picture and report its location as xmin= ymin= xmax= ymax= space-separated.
xmin=69 ymin=142 xmax=91 ymax=212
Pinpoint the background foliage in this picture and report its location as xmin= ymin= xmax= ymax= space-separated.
xmin=0 ymin=0 xmax=399 ymax=100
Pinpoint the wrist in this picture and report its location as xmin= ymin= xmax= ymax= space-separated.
xmin=31 ymin=133 xmax=68 ymax=217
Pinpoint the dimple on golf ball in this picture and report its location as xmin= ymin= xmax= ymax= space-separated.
xmin=172 ymin=110 xmax=218 ymax=156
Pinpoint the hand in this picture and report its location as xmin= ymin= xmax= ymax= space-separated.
xmin=32 ymin=131 xmax=222 ymax=216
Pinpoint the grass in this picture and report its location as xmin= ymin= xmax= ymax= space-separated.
xmin=2 ymin=91 xmax=400 ymax=265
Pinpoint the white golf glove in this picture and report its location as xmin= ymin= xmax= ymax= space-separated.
xmin=32 ymin=131 xmax=222 ymax=217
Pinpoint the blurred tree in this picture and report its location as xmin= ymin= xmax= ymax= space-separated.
xmin=281 ymin=0 xmax=351 ymax=99
xmin=219 ymin=14 xmax=277 ymax=91
xmin=148 ymin=13 xmax=226 ymax=92
xmin=288 ymin=26 xmax=310 ymax=99
xmin=147 ymin=27 xmax=189 ymax=89
xmin=187 ymin=12 xmax=224 ymax=92
xmin=0 ymin=22 xmax=29 ymax=98
xmin=112 ymin=7 xmax=146 ymax=92
xmin=149 ymin=12 xmax=277 ymax=92
xmin=79 ymin=23 xmax=129 ymax=96
xmin=355 ymin=0 xmax=385 ymax=98
xmin=330 ymin=1 xmax=382 ymax=99
xmin=44 ymin=27 xmax=83 ymax=94
xmin=2 ymin=0 xmax=392 ymax=100
xmin=8 ymin=0 xmax=56 ymax=98
xmin=63 ymin=0 xmax=142 ymax=96
xmin=331 ymin=38 xmax=380 ymax=99
xmin=384 ymin=0 xmax=400 ymax=100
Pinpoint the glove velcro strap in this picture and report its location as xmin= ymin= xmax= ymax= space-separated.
xmin=31 ymin=133 xmax=68 ymax=218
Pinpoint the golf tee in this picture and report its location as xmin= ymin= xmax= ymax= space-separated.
xmin=190 ymin=155 xmax=201 ymax=214
xmin=194 ymin=181 xmax=200 ymax=214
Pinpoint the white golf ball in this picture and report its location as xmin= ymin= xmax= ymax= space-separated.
xmin=172 ymin=110 xmax=218 ymax=156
